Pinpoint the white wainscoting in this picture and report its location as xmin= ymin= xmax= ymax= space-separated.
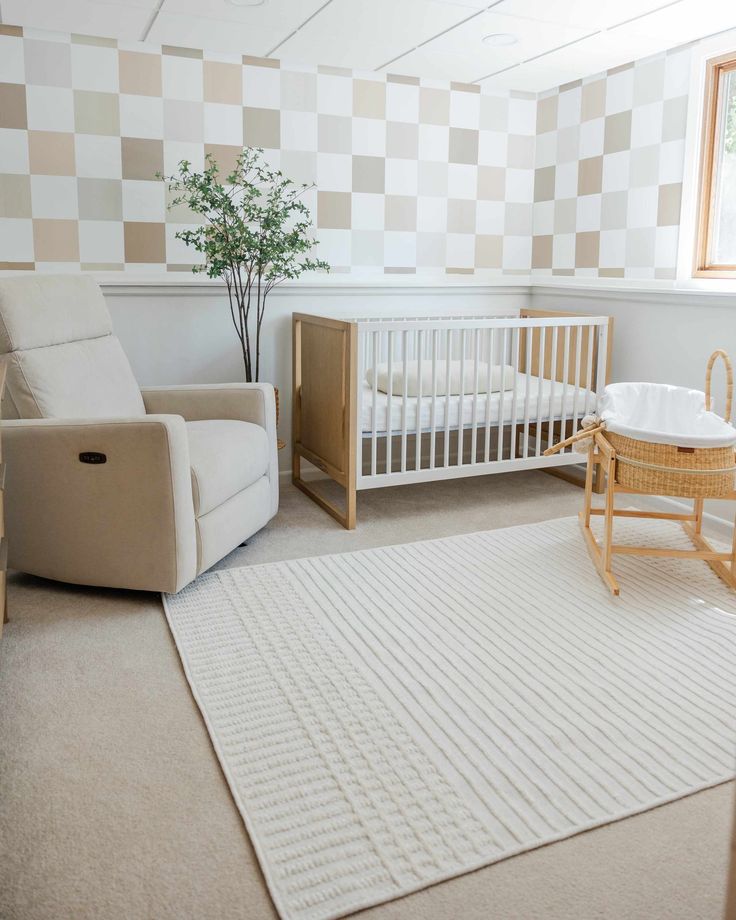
xmin=102 ymin=278 xmax=531 ymax=472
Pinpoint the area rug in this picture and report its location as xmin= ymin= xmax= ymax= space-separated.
xmin=163 ymin=516 xmax=736 ymax=920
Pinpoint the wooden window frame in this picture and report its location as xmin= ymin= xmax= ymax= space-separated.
xmin=694 ymin=52 xmax=736 ymax=277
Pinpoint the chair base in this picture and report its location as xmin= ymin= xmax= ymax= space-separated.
xmin=580 ymin=440 xmax=736 ymax=596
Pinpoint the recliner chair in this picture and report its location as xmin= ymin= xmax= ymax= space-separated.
xmin=0 ymin=274 xmax=278 ymax=593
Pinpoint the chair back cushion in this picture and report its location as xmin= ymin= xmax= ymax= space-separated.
xmin=0 ymin=274 xmax=145 ymax=419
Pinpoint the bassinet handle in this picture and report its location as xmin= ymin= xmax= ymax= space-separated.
xmin=705 ymin=349 xmax=733 ymax=422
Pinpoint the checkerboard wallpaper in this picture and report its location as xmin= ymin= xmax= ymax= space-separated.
xmin=0 ymin=24 xmax=537 ymax=276
xmin=531 ymin=44 xmax=692 ymax=281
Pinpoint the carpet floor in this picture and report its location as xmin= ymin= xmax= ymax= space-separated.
xmin=0 ymin=470 xmax=733 ymax=920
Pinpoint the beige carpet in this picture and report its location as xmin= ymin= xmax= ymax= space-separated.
xmin=0 ymin=470 xmax=733 ymax=920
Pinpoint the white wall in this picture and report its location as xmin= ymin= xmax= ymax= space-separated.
xmin=103 ymin=279 xmax=530 ymax=471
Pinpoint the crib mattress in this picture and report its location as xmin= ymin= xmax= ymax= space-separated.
xmin=360 ymin=372 xmax=595 ymax=435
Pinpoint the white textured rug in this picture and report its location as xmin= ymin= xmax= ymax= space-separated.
xmin=164 ymin=516 xmax=736 ymax=920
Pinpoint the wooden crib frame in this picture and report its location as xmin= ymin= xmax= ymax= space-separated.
xmin=292 ymin=309 xmax=613 ymax=529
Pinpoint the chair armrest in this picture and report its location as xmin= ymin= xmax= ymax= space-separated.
xmin=2 ymin=415 xmax=197 ymax=593
xmin=141 ymin=384 xmax=279 ymax=516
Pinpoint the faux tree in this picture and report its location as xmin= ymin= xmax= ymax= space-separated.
xmin=161 ymin=147 xmax=329 ymax=382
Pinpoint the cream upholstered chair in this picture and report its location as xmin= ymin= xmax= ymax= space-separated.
xmin=0 ymin=274 xmax=278 ymax=593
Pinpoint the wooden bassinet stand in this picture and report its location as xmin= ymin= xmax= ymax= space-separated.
xmin=545 ymin=350 xmax=736 ymax=596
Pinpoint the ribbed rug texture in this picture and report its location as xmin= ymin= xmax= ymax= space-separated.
xmin=163 ymin=516 xmax=736 ymax=920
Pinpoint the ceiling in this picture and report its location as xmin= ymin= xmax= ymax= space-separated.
xmin=2 ymin=0 xmax=736 ymax=92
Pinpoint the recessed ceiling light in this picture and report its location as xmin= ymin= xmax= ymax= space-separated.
xmin=482 ymin=33 xmax=518 ymax=47
xmin=226 ymin=0 xmax=266 ymax=6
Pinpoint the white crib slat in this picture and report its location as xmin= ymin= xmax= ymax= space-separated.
xmin=415 ymin=329 xmax=424 ymax=471
xmin=547 ymin=326 xmax=558 ymax=453
xmin=470 ymin=329 xmax=481 ymax=463
xmin=386 ymin=330 xmax=394 ymax=474
xmin=497 ymin=327 xmax=508 ymax=461
xmin=535 ymin=327 xmax=546 ymax=456
xmin=509 ymin=328 xmax=520 ymax=461
xmin=522 ymin=326 xmax=532 ymax=458
xmin=371 ymin=330 xmax=378 ymax=476
xmin=585 ymin=325 xmax=595 ymax=418
xmin=458 ymin=329 xmax=466 ymax=466
xmin=559 ymin=325 xmax=570 ymax=453
xmin=483 ymin=328 xmax=494 ymax=463
xmin=430 ymin=329 xmax=438 ymax=469
xmin=571 ymin=325 xmax=583 ymax=441
xmin=401 ymin=330 xmax=409 ymax=473
xmin=444 ymin=329 xmax=452 ymax=468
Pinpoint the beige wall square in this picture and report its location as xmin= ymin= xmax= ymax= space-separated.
xmin=581 ymin=80 xmax=605 ymax=122
xmin=0 ymin=174 xmax=31 ymax=217
xmin=604 ymin=111 xmax=631 ymax=155
xmin=352 ymin=230 xmax=384 ymax=265
xmin=449 ymin=127 xmax=478 ymax=165
xmin=24 ymin=39 xmax=71 ymax=87
xmin=507 ymin=134 xmax=534 ymax=169
xmin=575 ymin=230 xmax=600 ymax=268
xmin=657 ymin=182 xmax=682 ymax=226
xmin=419 ymin=88 xmax=449 ymax=125
xmin=0 ymin=83 xmax=27 ymax=129
xmin=29 ymin=131 xmax=75 ymax=175
xmin=629 ymin=144 xmax=659 ymax=188
xmin=122 ymin=137 xmax=164 ymax=181
xmin=318 ymin=190 xmax=351 ymax=229
xmin=504 ymin=202 xmax=531 ymax=236
xmin=318 ymin=114 xmax=352 ymax=154
xmin=281 ymin=70 xmax=317 ymax=111
xmin=578 ymin=156 xmax=602 ymax=196
xmin=74 ymin=90 xmax=120 ymax=136
xmin=204 ymin=61 xmax=242 ymax=105
xmin=536 ymin=94 xmax=557 ymax=134
xmin=385 ymin=195 xmax=417 ymax=231
xmin=532 ymin=235 xmax=553 ymax=269
xmin=119 ymin=51 xmax=162 ymax=97
xmin=164 ymin=99 xmax=203 ymax=143
xmin=600 ymin=190 xmax=628 ymax=230
xmin=418 ymin=161 xmax=448 ymax=197
xmin=534 ymin=165 xmax=555 ymax=202
xmin=243 ymin=107 xmax=280 ymax=148
xmin=662 ymin=95 xmax=688 ymax=142
xmin=33 ymin=218 xmax=79 ymax=261
xmin=477 ymin=165 xmax=505 ymax=201
xmin=475 ymin=234 xmax=502 ymax=269
xmin=204 ymin=144 xmax=241 ymax=175
xmin=447 ymin=198 xmax=475 ymax=234
xmin=353 ymin=79 xmax=385 ymax=119
xmin=386 ymin=121 xmax=418 ymax=159
xmin=124 ymin=221 xmax=165 ymax=262
xmin=553 ymin=198 xmax=576 ymax=235
xmin=78 ymin=177 xmax=122 ymax=220
xmin=352 ymin=155 xmax=384 ymax=193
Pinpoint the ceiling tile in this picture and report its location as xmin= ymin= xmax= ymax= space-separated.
xmin=161 ymin=0 xmax=326 ymax=32
xmin=1 ymin=0 xmax=153 ymax=39
xmin=492 ymin=0 xmax=677 ymax=30
xmin=147 ymin=13 xmax=284 ymax=57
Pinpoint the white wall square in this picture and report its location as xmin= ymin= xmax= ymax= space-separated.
xmin=418 ymin=124 xmax=449 ymax=162
xmin=385 ymin=158 xmax=418 ymax=195
xmin=506 ymin=168 xmax=533 ymax=203
xmin=557 ymin=86 xmax=581 ymax=130
xmin=351 ymin=192 xmax=385 ymax=230
xmin=502 ymin=235 xmax=531 ymax=270
xmin=417 ymin=196 xmax=447 ymax=233
xmin=0 ymin=219 xmax=33 ymax=261
xmin=476 ymin=200 xmax=505 ymax=234
xmin=314 ymin=228 xmax=351 ymax=266
xmin=576 ymin=193 xmax=601 ymax=232
xmin=447 ymin=163 xmax=477 ymax=199
xmin=601 ymin=150 xmax=630 ymax=193
xmin=508 ymin=97 xmax=536 ymax=135
xmin=446 ymin=232 xmax=473 ymax=268
xmin=0 ymin=35 xmax=25 ymax=83
xmin=162 ymin=56 xmax=203 ymax=102
xmin=317 ymin=74 xmax=352 ymax=116
xmin=316 ymin=152 xmax=352 ymax=192
xmin=386 ymin=82 xmax=419 ymax=123
xmin=554 ymin=161 xmax=578 ymax=199
xmin=659 ymin=139 xmax=685 ymax=183
xmin=655 ymin=224 xmax=679 ymax=268
xmin=120 ymin=94 xmax=164 ymax=140
xmin=663 ymin=47 xmax=691 ymax=100
xmin=552 ymin=232 xmax=575 ymax=269
xmin=535 ymin=130 xmax=556 ymax=168
xmin=556 ymin=125 xmax=579 ymax=164
xmin=203 ymin=102 xmax=243 ymax=145
xmin=26 ymin=85 xmax=74 ymax=132
xmin=605 ymin=67 xmax=634 ymax=115
xmin=630 ymin=101 xmax=663 ymax=149
xmin=78 ymin=220 xmax=124 ymax=263
xmin=30 ymin=175 xmax=78 ymax=218
xmin=579 ymin=118 xmax=604 ymax=158
xmin=532 ymin=200 xmax=554 ymax=235
xmin=243 ymin=64 xmax=281 ymax=108
xmin=75 ymin=134 xmax=122 ymax=179
xmin=122 ymin=179 xmax=166 ymax=222
xmin=449 ymin=90 xmax=480 ymax=129
xmin=0 ymin=129 xmax=29 ymax=174
xmin=165 ymin=223 xmax=204 ymax=264
xmin=625 ymin=227 xmax=656 ymax=267
xmin=164 ymin=141 xmax=204 ymax=174
xmin=352 ymin=117 xmax=386 ymax=156
xmin=71 ymin=44 xmax=118 ymax=93
xmin=599 ymin=229 xmax=626 ymax=267
xmin=477 ymin=130 xmax=507 ymax=167
xmin=281 ymin=110 xmax=317 ymax=151
xmin=384 ymin=230 xmax=416 ymax=265
xmin=627 ymin=186 xmax=658 ymax=228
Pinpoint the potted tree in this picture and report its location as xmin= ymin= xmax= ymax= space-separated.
xmin=160 ymin=148 xmax=329 ymax=435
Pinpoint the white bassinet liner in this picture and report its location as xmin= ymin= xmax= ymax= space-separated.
xmin=599 ymin=382 xmax=736 ymax=449
xmin=361 ymin=372 xmax=594 ymax=435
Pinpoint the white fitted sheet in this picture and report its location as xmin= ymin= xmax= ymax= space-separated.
xmin=360 ymin=372 xmax=595 ymax=435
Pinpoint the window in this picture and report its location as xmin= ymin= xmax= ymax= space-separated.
xmin=695 ymin=53 xmax=736 ymax=276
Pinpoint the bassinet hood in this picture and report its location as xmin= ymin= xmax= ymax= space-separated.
xmin=599 ymin=382 xmax=736 ymax=449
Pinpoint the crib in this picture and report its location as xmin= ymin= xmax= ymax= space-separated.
xmin=292 ymin=309 xmax=613 ymax=528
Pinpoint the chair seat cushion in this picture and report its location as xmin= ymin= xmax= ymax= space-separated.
xmin=186 ymin=419 xmax=270 ymax=518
